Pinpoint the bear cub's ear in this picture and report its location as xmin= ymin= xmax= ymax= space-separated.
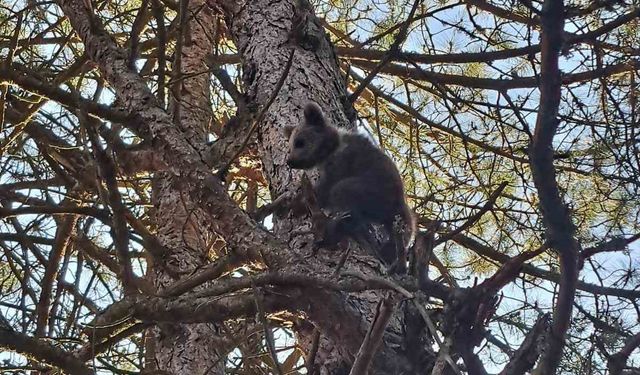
xmin=303 ymin=102 xmax=327 ymax=128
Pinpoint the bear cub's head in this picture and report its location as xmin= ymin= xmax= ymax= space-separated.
xmin=284 ymin=102 xmax=340 ymax=169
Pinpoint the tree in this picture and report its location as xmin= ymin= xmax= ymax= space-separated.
xmin=1 ymin=0 xmax=639 ymax=373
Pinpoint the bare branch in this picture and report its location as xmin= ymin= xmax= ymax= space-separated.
xmin=349 ymin=294 xmax=399 ymax=375
xmin=498 ymin=314 xmax=551 ymax=375
xmin=609 ymin=331 xmax=640 ymax=375
xmin=529 ymin=0 xmax=580 ymax=372
xmin=0 ymin=326 xmax=93 ymax=375
xmin=34 ymin=213 xmax=78 ymax=338
xmin=253 ymin=284 xmax=284 ymax=375
xmin=581 ymin=233 xmax=640 ymax=261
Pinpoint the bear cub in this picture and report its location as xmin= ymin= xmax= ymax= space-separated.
xmin=284 ymin=102 xmax=415 ymax=268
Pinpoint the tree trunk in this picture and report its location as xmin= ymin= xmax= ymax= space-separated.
xmin=221 ymin=1 xmax=433 ymax=373
xmin=148 ymin=1 xmax=226 ymax=373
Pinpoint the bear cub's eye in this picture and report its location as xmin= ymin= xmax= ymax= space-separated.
xmin=294 ymin=139 xmax=305 ymax=149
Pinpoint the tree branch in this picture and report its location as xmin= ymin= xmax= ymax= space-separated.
xmin=435 ymin=181 xmax=508 ymax=246
xmin=351 ymin=57 xmax=640 ymax=90
xmin=349 ymin=294 xmax=399 ymax=375
xmin=453 ymin=234 xmax=640 ymax=300
xmin=498 ymin=313 xmax=551 ymax=375
xmin=0 ymin=326 xmax=93 ymax=375
xmin=84 ymin=114 xmax=139 ymax=295
xmin=609 ymin=331 xmax=640 ymax=375
xmin=529 ymin=0 xmax=580 ymax=372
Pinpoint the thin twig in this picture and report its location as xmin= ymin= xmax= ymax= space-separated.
xmin=341 ymin=271 xmax=413 ymax=298
xmin=435 ymin=181 xmax=508 ymax=246
xmin=349 ymin=0 xmax=421 ymax=103
xmin=151 ymin=0 xmax=167 ymax=108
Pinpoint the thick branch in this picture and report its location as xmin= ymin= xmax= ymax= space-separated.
xmin=453 ymin=234 xmax=640 ymax=300
xmin=581 ymin=233 xmax=640 ymax=260
xmin=529 ymin=0 xmax=579 ymax=373
xmin=609 ymin=331 xmax=640 ymax=375
xmin=0 ymin=63 xmax=134 ymax=126
xmin=349 ymin=295 xmax=399 ymax=375
xmin=498 ymin=313 xmax=551 ymax=375
xmin=0 ymin=327 xmax=93 ymax=375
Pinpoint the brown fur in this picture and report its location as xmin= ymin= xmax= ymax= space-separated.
xmin=285 ymin=102 xmax=415 ymax=268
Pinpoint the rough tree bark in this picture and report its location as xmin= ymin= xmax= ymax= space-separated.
xmin=219 ymin=1 xmax=433 ymax=373
xmin=148 ymin=1 xmax=226 ymax=373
